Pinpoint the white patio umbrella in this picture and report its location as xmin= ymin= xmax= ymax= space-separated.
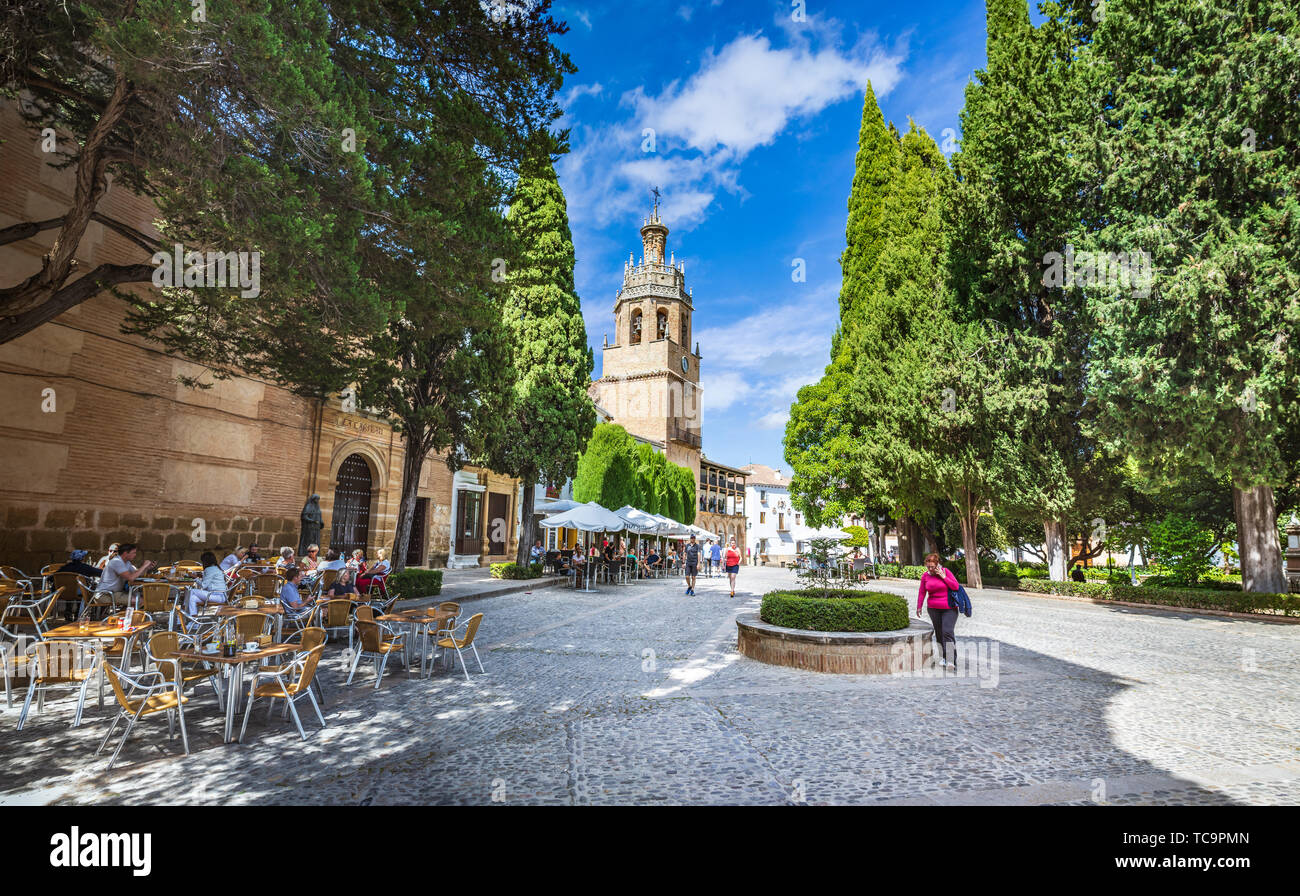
xmin=612 ymin=505 xmax=668 ymax=534
xmin=538 ymin=502 xmax=627 ymax=593
xmin=538 ymin=501 xmax=627 ymax=533
xmin=536 ymin=498 xmax=583 ymax=515
xmin=647 ymin=514 xmax=689 ymax=537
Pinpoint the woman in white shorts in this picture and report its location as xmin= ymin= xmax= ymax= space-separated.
xmin=187 ymin=551 xmax=229 ymax=617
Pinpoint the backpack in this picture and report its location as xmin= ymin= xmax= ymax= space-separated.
xmin=948 ymin=585 xmax=972 ymax=617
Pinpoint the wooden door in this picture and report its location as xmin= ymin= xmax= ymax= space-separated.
xmin=487 ymin=492 xmax=509 ymax=556
xmin=455 ymin=490 xmax=483 ymax=556
xmin=329 ymin=454 xmax=372 ymax=558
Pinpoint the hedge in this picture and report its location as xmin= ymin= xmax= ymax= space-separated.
xmin=883 ymin=564 xmax=1017 ymax=589
xmin=386 ymin=568 xmax=442 ymax=600
xmin=1016 ymin=578 xmax=1300 ymax=616
xmin=760 ymin=589 xmax=909 ymax=632
xmin=490 ymin=561 xmax=544 ymax=580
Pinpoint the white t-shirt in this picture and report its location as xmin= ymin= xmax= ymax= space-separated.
xmin=220 ymin=553 xmax=242 ymax=572
xmin=97 ymin=556 xmax=135 ymax=593
xmin=318 ymin=559 xmax=346 ymax=573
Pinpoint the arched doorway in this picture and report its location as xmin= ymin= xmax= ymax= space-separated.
xmin=330 ymin=454 xmax=372 ymax=558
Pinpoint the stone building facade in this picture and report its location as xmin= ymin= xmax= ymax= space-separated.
xmin=0 ymin=101 xmax=518 ymax=573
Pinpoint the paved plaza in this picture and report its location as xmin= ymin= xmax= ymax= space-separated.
xmin=1 ymin=567 xmax=1296 ymax=805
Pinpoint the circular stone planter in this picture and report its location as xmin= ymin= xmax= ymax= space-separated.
xmin=736 ymin=613 xmax=934 ymax=674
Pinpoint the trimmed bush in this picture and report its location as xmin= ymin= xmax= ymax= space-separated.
xmin=386 ymin=568 xmax=442 ymax=601
xmin=490 ymin=561 xmax=544 ymax=580
xmin=1016 ymin=578 xmax=1300 ymax=616
xmin=761 ymin=589 xmax=909 ymax=632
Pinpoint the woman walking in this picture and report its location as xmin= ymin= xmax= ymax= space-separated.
xmin=916 ymin=552 xmax=960 ymax=668
xmin=724 ymin=537 xmax=741 ymax=597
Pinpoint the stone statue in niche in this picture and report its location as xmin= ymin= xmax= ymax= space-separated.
xmin=299 ymin=494 xmax=323 ymax=556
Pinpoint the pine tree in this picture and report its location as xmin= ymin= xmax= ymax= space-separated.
xmin=484 ymin=154 xmax=597 ymax=565
xmin=1080 ymin=0 xmax=1300 ymax=592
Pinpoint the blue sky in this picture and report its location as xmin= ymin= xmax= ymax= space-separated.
xmin=552 ymin=0 xmax=992 ymax=473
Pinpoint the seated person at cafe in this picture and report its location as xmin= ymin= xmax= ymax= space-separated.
xmin=94 ymin=542 xmax=155 ymax=600
xmin=245 ymin=542 xmax=264 ymax=563
xmin=279 ymin=566 xmax=308 ymax=611
xmin=301 ymin=544 xmax=320 ymax=571
xmin=97 ymin=543 xmax=119 ymax=570
xmin=356 ymin=547 xmax=391 ymax=594
xmin=220 ymin=545 xmax=249 ymax=572
xmin=566 ymin=550 xmax=586 ymax=580
xmin=317 ymin=548 xmax=346 ymax=574
xmin=529 ymin=539 xmax=545 ymax=564
xmin=646 ymin=547 xmax=662 ymax=571
xmin=276 ymin=546 xmax=298 ymax=571
xmin=602 ymin=540 xmax=616 ymax=565
xmin=327 ymin=568 xmax=360 ymax=597
xmin=58 ymin=549 xmax=102 ymax=579
xmin=186 ymin=551 xmax=229 ymax=616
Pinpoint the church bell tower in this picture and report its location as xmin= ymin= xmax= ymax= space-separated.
xmin=590 ymin=193 xmax=703 ymax=479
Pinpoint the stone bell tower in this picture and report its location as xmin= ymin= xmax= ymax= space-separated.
xmin=589 ymin=193 xmax=703 ymax=479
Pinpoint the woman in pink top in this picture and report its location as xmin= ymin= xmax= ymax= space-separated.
xmin=916 ymin=551 xmax=960 ymax=668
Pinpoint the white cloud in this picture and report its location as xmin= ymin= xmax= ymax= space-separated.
xmin=700 ymin=371 xmax=754 ymax=412
xmin=558 ymin=26 xmax=904 ymax=235
xmin=676 ymin=5 xmax=692 ymax=21
xmin=694 ymin=282 xmax=840 ymax=436
xmin=559 ymin=82 xmax=603 ymax=110
xmin=624 ymin=33 xmax=901 ymax=158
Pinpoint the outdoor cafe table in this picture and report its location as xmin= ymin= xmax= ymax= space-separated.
xmin=215 ymin=602 xmax=286 ymax=641
xmin=172 ymin=643 xmax=297 ymax=743
xmin=376 ymin=608 xmax=455 ymax=678
xmin=42 ymin=618 xmax=154 ymax=680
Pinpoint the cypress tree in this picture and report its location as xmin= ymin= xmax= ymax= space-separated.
xmin=786 ymin=85 xmax=900 ymax=527
xmin=486 ymin=153 xmax=598 ymax=565
xmin=1080 ymin=0 xmax=1300 ymax=592
xmin=573 ymin=424 xmax=639 ymax=511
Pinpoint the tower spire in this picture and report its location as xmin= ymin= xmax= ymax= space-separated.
xmin=639 ymin=188 xmax=669 ymax=265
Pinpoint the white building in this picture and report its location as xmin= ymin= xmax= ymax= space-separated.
xmin=742 ymin=464 xmax=857 ymax=565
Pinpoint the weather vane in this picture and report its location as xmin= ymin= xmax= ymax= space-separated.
xmin=651 ymin=185 xmax=661 ymax=215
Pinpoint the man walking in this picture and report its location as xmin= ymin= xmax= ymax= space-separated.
xmin=709 ymin=539 xmax=722 ymax=578
xmin=683 ymin=535 xmax=700 ymax=596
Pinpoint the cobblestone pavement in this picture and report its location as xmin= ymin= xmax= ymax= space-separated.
xmin=1 ymin=567 xmax=1296 ymax=805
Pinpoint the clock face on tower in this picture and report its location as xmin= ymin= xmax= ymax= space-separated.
xmin=681 ymin=356 xmax=690 ymax=373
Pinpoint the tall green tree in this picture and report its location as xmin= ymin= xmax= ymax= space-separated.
xmin=573 ymin=424 xmax=639 ymax=511
xmin=482 ymin=153 xmax=596 ymax=565
xmin=947 ymin=0 xmax=1095 ymax=580
xmin=785 ymin=84 xmax=900 ymax=529
xmin=1079 ymin=0 xmax=1300 ymax=592
xmin=0 ymin=0 xmax=384 ymax=363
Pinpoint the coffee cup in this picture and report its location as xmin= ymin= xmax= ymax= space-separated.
xmin=244 ymin=641 xmax=259 ymax=651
